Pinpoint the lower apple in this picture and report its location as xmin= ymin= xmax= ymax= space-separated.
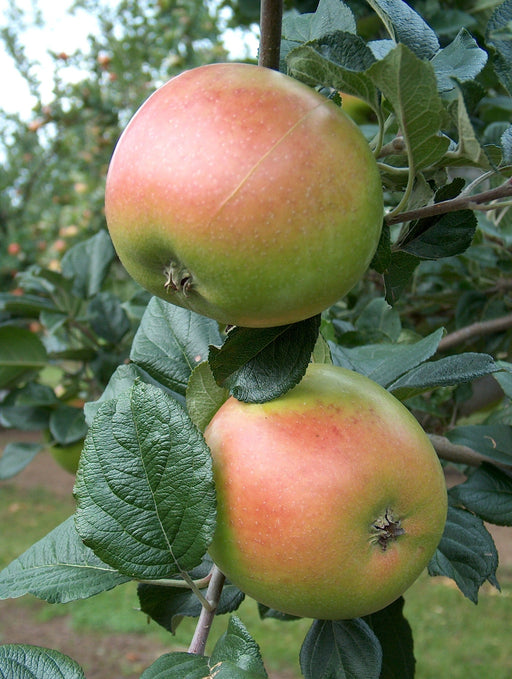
xmin=204 ymin=363 xmax=447 ymax=620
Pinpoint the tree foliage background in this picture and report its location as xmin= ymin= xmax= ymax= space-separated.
xmin=1 ymin=0 xmax=512 ymax=677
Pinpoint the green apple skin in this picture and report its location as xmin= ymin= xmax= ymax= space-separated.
xmin=204 ymin=363 xmax=447 ymax=620
xmin=48 ymin=439 xmax=83 ymax=475
xmin=105 ymin=63 xmax=383 ymax=328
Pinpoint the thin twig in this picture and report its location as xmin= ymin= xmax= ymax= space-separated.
xmin=188 ymin=566 xmax=226 ymax=656
xmin=430 ymin=434 xmax=512 ymax=472
xmin=438 ymin=313 xmax=512 ymax=351
xmin=385 ymin=178 xmax=512 ymax=225
xmin=258 ymin=0 xmax=283 ymax=70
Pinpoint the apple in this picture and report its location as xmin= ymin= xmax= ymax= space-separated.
xmin=47 ymin=438 xmax=83 ymax=475
xmin=340 ymin=92 xmax=374 ymax=124
xmin=204 ymin=363 xmax=447 ymax=620
xmin=105 ymin=63 xmax=383 ymax=328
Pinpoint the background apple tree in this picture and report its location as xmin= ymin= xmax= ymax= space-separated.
xmin=1 ymin=0 xmax=512 ymax=677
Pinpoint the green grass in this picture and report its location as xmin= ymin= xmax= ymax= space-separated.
xmin=1 ymin=481 xmax=511 ymax=678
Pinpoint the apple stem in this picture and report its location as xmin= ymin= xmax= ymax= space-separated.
xmin=258 ymin=0 xmax=283 ymax=70
xmin=188 ymin=565 xmax=226 ymax=656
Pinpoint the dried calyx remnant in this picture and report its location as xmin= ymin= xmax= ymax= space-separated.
xmin=371 ymin=509 xmax=406 ymax=551
xmin=164 ymin=261 xmax=194 ymax=297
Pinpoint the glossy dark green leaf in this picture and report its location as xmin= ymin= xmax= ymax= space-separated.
xmin=370 ymin=222 xmax=391 ymax=274
xmin=209 ymin=316 xmax=320 ymax=403
xmin=428 ymin=503 xmax=499 ymax=602
xmin=74 ymin=381 xmax=216 ymax=579
xmin=446 ymin=424 xmax=512 ymax=467
xmin=384 ymin=251 xmax=420 ymax=305
xmin=449 ymin=463 xmax=512 ymax=526
xmin=400 ymin=210 xmax=476 ymax=259
xmin=0 ymin=645 xmax=85 ymax=679
xmin=0 ymin=516 xmax=130 ymax=603
xmin=60 ymin=230 xmax=116 ymax=299
xmin=300 ymin=618 xmax=382 ymax=679
xmin=0 ymin=442 xmax=42 ymax=480
xmin=363 ymin=598 xmax=415 ymax=679
xmin=130 ymin=298 xmax=222 ymax=396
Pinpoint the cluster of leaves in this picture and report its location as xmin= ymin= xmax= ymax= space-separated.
xmin=1 ymin=293 xmax=511 ymax=677
xmin=0 ymin=232 xmax=144 ymax=479
xmin=1 ymin=0 xmax=512 ymax=678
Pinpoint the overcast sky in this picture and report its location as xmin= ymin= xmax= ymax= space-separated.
xmin=0 ymin=0 xmax=258 ymax=118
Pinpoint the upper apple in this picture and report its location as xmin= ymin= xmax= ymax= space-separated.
xmin=105 ymin=63 xmax=383 ymax=327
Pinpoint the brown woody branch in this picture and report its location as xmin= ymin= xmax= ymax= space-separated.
xmin=438 ymin=313 xmax=512 ymax=351
xmin=258 ymin=0 xmax=283 ymax=70
xmin=386 ymin=179 xmax=512 ymax=226
xmin=188 ymin=566 xmax=226 ymax=656
xmin=430 ymin=434 xmax=512 ymax=471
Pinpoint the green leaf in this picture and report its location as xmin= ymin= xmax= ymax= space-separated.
xmin=0 ymin=442 xmax=42 ymax=480
xmin=130 ymin=298 xmax=222 ymax=396
xmin=74 ymin=381 xmax=216 ymax=579
xmin=370 ymin=222 xmax=391 ymax=274
xmin=0 ymin=292 xmax=59 ymax=317
xmin=449 ymin=463 xmax=512 ymax=526
xmin=486 ymin=0 xmax=512 ymax=95
xmin=428 ymin=503 xmax=499 ymax=602
xmin=138 ymin=564 xmax=244 ymax=634
xmin=61 ymin=230 xmax=116 ymax=299
xmin=329 ymin=327 xmax=443 ymax=388
xmin=49 ymin=405 xmax=87 ymax=446
xmin=210 ymin=616 xmax=268 ymax=678
xmin=0 ymin=383 xmax=56 ymax=431
xmin=431 ymin=29 xmax=487 ymax=93
xmin=384 ymin=251 xmax=420 ymax=305
xmin=363 ymin=598 xmax=415 ymax=679
xmin=300 ymin=618 xmax=382 ymax=679
xmin=87 ymin=291 xmax=131 ymax=343
xmin=209 ymin=316 xmax=320 ymax=403
xmin=186 ymin=361 xmax=229 ymax=432
xmin=388 ymin=352 xmax=498 ymax=400
xmin=356 ymin=298 xmax=401 ymax=342
xmin=282 ymin=0 xmax=357 ymax=42
xmin=83 ymin=362 xmax=184 ymax=426
xmin=0 ymin=516 xmax=130 ymax=603
xmin=139 ymin=653 xmax=208 ymax=679
xmin=368 ymin=44 xmax=450 ymax=171
xmin=0 ymin=326 xmax=47 ymax=389
xmin=446 ymin=424 xmax=512 ymax=467
xmin=400 ymin=210 xmax=477 ymax=260
xmin=287 ymin=34 xmax=379 ymax=112
xmin=366 ymin=0 xmax=439 ymax=59
xmin=0 ymin=644 xmax=85 ymax=679
xmin=446 ymin=85 xmax=493 ymax=167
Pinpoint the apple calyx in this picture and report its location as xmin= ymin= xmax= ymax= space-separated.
xmin=370 ymin=509 xmax=406 ymax=551
xmin=163 ymin=260 xmax=193 ymax=297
